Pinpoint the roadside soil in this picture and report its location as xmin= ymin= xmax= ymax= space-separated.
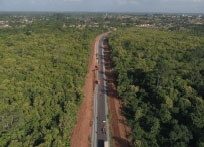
xmin=71 ymin=35 xmax=102 ymax=147
xmin=103 ymin=40 xmax=131 ymax=147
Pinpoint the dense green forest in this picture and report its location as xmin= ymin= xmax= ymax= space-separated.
xmin=0 ymin=21 xmax=101 ymax=146
xmin=109 ymin=28 xmax=204 ymax=147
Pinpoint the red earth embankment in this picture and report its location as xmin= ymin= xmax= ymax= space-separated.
xmin=71 ymin=34 xmax=103 ymax=147
xmin=103 ymin=39 xmax=131 ymax=147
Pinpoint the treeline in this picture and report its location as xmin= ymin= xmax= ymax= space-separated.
xmin=0 ymin=22 xmax=101 ymax=146
xmin=109 ymin=28 xmax=204 ymax=147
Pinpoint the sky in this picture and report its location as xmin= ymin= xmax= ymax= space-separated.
xmin=0 ymin=0 xmax=204 ymax=13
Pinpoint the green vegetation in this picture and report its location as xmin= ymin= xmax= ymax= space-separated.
xmin=109 ymin=28 xmax=204 ymax=147
xmin=0 ymin=16 xmax=101 ymax=146
xmin=0 ymin=12 xmax=203 ymax=147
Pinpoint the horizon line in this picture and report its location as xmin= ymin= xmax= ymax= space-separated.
xmin=0 ymin=11 xmax=204 ymax=15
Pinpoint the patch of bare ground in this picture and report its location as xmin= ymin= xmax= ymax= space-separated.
xmin=103 ymin=40 xmax=131 ymax=147
xmin=70 ymin=35 xmax=103 ymax=147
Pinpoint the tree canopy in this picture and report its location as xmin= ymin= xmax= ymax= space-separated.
xmin=109 ymin=28 xmax=204 ymax=147
xmin=0 ymin=17 xmax=101 ymax=146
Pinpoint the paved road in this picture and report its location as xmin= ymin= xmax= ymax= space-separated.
xmin=92 ymin=34 xmax=109 ymax=147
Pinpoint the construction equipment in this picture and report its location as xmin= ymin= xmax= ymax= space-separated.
xmin=95 ymin=65 xmax=99 ymax=70
xmin=96 ymin=80 xmax=100 ymax=84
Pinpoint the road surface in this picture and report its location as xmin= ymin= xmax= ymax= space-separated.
xmin=92 ymin=33 xmax=109 ymax=147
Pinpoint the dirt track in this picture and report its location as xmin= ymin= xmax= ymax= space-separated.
xmin=103 ymin=40 xmax=131 ymax=147
xmin=71 ymin=34 xmax=130 ymax=147
xmin=71 ymin=35 xmax=102 ymax=147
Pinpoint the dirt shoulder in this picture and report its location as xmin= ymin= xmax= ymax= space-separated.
xmin=70 ymin=35 xmax=102 ymax=147
xmin=103 ymin=40 xmax=131 ymax=147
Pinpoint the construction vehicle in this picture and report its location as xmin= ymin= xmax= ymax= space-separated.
xmin=101 ymin=124 xmax=106 ymax=134
xmin=96 ymin=80 xmax=100 ymax=84
xmin=95 ymin=65 xmax=99 ymax=70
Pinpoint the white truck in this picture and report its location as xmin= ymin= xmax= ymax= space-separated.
xmin=104 ymin=141 xmax=109 ymax=147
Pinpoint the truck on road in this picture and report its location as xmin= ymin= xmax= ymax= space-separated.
xmin=104 ymin=141 xmax=108 ymax=147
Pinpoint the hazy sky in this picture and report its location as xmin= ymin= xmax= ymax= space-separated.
xmin=0 ymin=0 xmax=204 ymax=13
